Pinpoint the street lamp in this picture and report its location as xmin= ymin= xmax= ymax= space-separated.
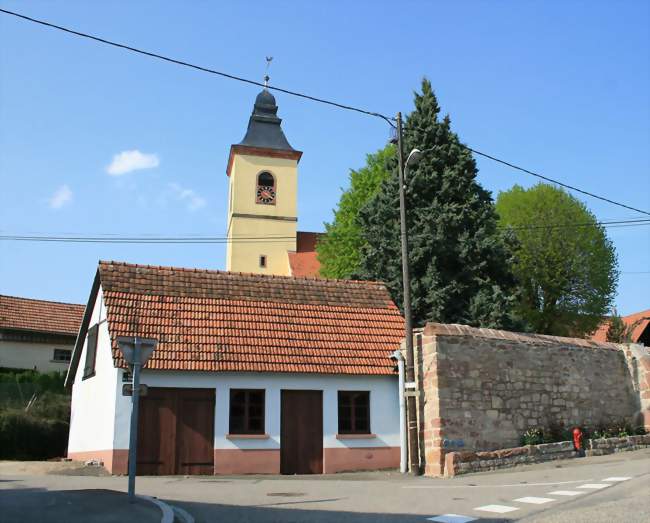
xmin=405 ymin=148 xmax=423 ymax=176
xmin=405 ymin=147 xmax=435 ymax=187
xmin=117 ymin=336 xmax=158 ymax=503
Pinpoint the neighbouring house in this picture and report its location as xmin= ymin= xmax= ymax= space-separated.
xmin=0 ymin=294 xmax=84 ymax=372
xmin=590 ymin=308 xmax=650 ymax=346
xmin=65 ymin=260 xmax=404 ymax=475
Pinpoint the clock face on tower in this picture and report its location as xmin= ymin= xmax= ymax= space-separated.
xmin=256 ymin=185 xmax=276 ymax=205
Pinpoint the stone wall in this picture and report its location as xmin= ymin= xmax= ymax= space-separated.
xmin=418 ymin=323 xmax=650 ymax=476
xmin=588 ymin=434 xmax=650 ymax=456
xmin=623 ymin=343 xmax=650 ymax=431
xmin=445 ymin=435 xmax=650 ymax=477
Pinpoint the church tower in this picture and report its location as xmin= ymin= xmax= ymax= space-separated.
xmin=226 ymin=88 xmax=303 ymax=275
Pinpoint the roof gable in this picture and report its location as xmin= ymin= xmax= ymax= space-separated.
xmin=97 ymin=261 xmax=404 ymax=376
xmin=590 ymin=308 xmax=650 ymax=344
xmin=288 ymin=231 xmax=322 ymax=278
xmin=0 ymin=294 xmax=84 ymax=336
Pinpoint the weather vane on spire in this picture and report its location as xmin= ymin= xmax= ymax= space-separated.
xmin=264 ymin=56 xmax=273 ymax=87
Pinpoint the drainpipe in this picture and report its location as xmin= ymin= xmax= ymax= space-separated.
xmin=392 ymin=349 xmax=407 ymax=473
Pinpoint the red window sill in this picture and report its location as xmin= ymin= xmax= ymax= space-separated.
xmin=226 ymin=434 xmax=270 ymax=440
xmin=336 ymin=433 xmax=377 ymax=440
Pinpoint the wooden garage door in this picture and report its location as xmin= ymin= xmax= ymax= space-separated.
xmin=137 ymin=388 xmax=215 ymax=475
xmin=280 ymin=390 xmax=323 ymax=474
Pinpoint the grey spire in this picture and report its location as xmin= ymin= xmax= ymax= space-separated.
xmin=238 ymin=89 xmax=295 ymax=151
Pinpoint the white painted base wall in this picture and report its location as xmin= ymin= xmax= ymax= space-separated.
xmin=113 ymin=371 xmax=400 ymax=451
xmin=68 ymin=289 xmax=120 ymax=453
xmin=0 ymin=340 xmax=73 ymax=373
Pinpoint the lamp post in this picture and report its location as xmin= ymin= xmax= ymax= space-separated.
xmin=117 ymin=336 xmax=158 ymax=503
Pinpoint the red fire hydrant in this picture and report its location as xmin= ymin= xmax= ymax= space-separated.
xmin=573 ymin=427 xmax=585 ymax=457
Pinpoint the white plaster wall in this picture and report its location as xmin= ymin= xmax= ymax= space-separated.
xmin=113 ymin=371 xmax=399 ymax=451
xmin=0 ymin=340 xmax=73 ymax=372
xmin=68 ymin=287 xmax=120 ymax=452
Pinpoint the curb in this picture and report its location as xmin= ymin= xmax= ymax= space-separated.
xmin=137 ymin=495 xmax=175 ymax=523
xmin=172 ymin=505 xmax=195 ymax=523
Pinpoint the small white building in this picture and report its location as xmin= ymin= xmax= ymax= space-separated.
xmin=0 ymin=294 xmax=84 ymax=373
xmin=65 ymin=261 xmax=404 ymax=475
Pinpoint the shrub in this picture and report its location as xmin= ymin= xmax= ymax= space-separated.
xmin=521 ymin=419 xmax=646 ymax=446
xmin=0 ymin=410 xmax=68 ymax=460
xmin=521 ymin=427 xmax=544 ymax=446
xmin=0 ymin=368 xmax=66 ymax=393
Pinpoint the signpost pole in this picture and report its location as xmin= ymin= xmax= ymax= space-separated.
xmin=127 ymin=336 xmax=141 ymax=503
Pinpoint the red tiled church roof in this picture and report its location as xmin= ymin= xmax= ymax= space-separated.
xmin=98 ymin=261 xmax=404 ymax=375
xmin=0 ymin=294 xmax=84 ymax=336
xmin=288 ymin=231 xmax=322 ymax=278
xmin=590 ymin=308 xmax=650 ymax=343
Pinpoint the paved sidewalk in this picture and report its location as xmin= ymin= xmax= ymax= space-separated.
xmin=0 ymin=485 xmax=161 ymax=523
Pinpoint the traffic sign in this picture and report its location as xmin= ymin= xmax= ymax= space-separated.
xmin=122 ymin=383 xmax=149 ymax=397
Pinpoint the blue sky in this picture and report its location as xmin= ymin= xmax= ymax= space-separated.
xmin=1 ymin=1 xmax=648 ymax=316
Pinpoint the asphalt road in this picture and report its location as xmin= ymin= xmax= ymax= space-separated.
xmin=1 ymin=449 xmax=648 ymax=523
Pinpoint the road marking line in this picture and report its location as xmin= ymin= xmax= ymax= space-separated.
xmin=577 ymin=483 xmax=611 ymax=489
xmin=427 ymin=515 xmax=477 ymax=523
xmin=475 ymin=504 xmax=519 ymax=514
xmin=514 ymin=496 xmax=555 ymax=504
xmin=602 ymin=476 xmax=631 ymax=482
xmin=548 ymin=490 xmax=584 ymax=496
xmin=403 ymin=479 xmax=592 ymax=489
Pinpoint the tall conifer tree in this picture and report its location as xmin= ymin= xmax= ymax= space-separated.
xmin=358 ymin=79 xmax=519 ymax=328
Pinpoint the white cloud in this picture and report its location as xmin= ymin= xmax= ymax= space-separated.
xmin=106 ymin=150 xmax=159 ymax=176
xmin=169 ymin=182 xmax=206 ymax=211
xmin=48 ymin=184 xmax=73 ymax=209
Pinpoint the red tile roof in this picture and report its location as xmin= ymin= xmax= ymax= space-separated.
xmin=288 ymin=231 xmax=322 ymax=278
xmin=98 ymin=261 xmax=404 ymax=375
xmin=590 ymin=309 xmax=650 ymax=343
xmin=0 ymin=294 xmax=84 ymax=336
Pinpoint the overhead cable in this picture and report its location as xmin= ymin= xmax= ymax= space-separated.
xmin=1 ymin=7 xmax=648 ymax=217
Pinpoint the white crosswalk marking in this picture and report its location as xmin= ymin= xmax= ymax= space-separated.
xmin=475 ymin=504 xmax=519 ymax=514
xmin=548 ymin=490 xmax=584 ymax=496
xmin=578 ymin=483 xmax=611 ymax=489
xmin=514 ymin=496 xmax=555 ymax=504
xmin=427 ymin=515 xmax=477 ymax=523
xmin=602 ymin=476 xmax=631 ymax=482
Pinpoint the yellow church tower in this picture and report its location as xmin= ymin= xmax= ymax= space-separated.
xmin=226 ymin=88 xmax=303 ymax=275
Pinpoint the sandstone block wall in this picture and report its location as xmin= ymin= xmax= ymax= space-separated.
xmin=444 ymin=434 xmax=650 ymax=477
xmin=418 ymin=323 xmax=650 ymax=476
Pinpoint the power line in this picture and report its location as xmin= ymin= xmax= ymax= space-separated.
xmin=9 ymin=216 xmax=646 ymax=237
xmin=0 ymin=235 xmax=297 ymax=244
xmin=1 ymin=7 xmax=649 ymax=218
xmin=1 ymin=217 xmax=649 ymax=245
xmin=499 ymin=218 xmax=650 ymax=231
xmin=466 ymin=148 xmax=650 ymax=217
xmin=0 ymin=8 xmax=393 ymax=126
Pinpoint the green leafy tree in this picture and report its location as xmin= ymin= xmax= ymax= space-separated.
xmin=496 ymin=183 xmax=618 ymax=336
xmin=358 ymin=79 xmax=519 ymax=329
xmin=317 ymin=145 xmax=395 ymax=279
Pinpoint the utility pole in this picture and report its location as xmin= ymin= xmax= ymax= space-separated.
xmin=396 ymin=112 xmax=420 ymax=474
